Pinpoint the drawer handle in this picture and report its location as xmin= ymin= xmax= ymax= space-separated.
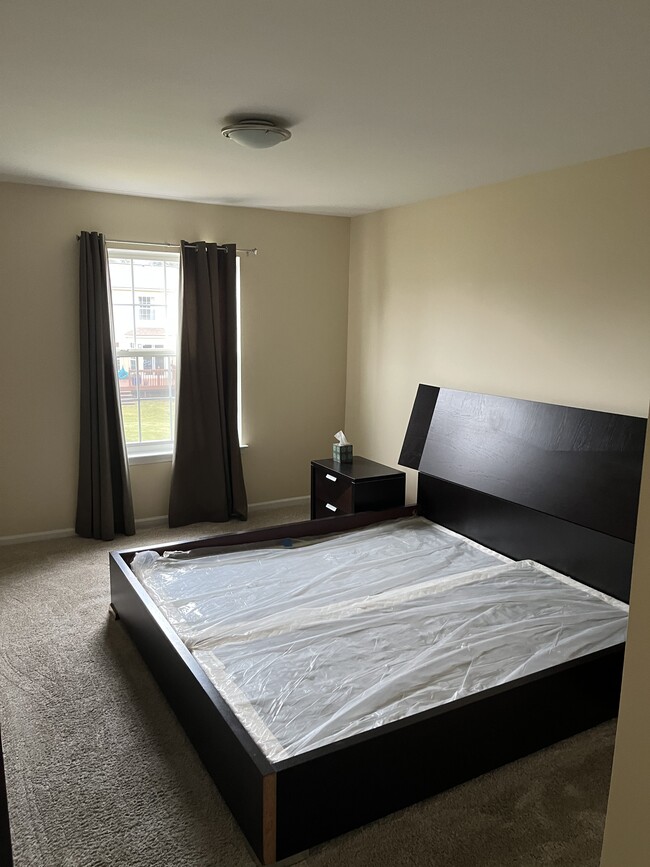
xmin=325 ymin=473 xmax=337 ymax=482
xmin=325 ymin=503 xmax=337 ymax=512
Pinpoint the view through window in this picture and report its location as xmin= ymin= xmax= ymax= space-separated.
xmin=108 ymin=248 xmax=180 ymax=456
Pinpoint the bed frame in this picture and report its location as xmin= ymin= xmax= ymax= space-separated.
xmin=109 ymin=386 xmax=646 ymax=864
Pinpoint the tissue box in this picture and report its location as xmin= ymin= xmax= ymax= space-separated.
xmin=333 ymin=443 xmax=353 ymax=463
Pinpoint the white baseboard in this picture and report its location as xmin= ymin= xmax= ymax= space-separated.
xmin=0 ymin=517 xmax=167 ymax=545
xmin=134 ymin=515 xmax=167 ymax=530
xmin=0 ymin=527 xmax=76 ymax=546
xmin=0 ymin=496 xmax=310 ymax=545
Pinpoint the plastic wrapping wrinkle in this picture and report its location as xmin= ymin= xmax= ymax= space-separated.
xmin=193 ymin=561 xmax=627 ymax=761
xmin=183 ymin=557 xmax=611 ymax=649
xmin=131 ymin=518 xmax=510 ymax=647
xmin=129 ymin=518 xmax=628 ymax=764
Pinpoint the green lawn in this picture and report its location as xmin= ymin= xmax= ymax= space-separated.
xmin=122 ymin=400 xmax=172 ymax=443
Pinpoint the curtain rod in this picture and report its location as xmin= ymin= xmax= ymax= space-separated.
xmin=76 ymin=235 xmax=257 ymax=256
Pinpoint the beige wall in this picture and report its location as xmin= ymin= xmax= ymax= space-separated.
xmin=345 ymin=149 xmax=650 ymax=865
xmin=346 ymin=149 xmax=650 ymax=500
xmin=600 ymin=412 xmax=650 ymax=866
xmin=0 ymin=183 xmax=350 ymax=536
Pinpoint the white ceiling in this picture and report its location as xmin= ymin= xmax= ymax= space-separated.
xmin=1 ymin=1 xmax=649 ymax=217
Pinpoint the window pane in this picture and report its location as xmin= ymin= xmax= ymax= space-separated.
xmin=122 ymin=398 xmax=175 ymax=443
xmin=108 ymin=259 xmax=133 ymax=288
xmin=120 ymin=402 xmax=140 ymax=443
xmin=135 ymin=357 xmax=173 ymax=395
xmin=113 ymin=304 xmax=134 ymax=348
xmin=117 ymin=356 xmax=175 ymax=440
xmin=134 ymin=307 xmax=175 ymax=345
xmin=132 ymin=258 xmax=166 ymax=290
xmin=139 ymin=399 xmax=172 ymax=442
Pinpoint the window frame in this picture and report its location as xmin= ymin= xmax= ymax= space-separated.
xmin=107 ymin=246 xmax=180 ymax=463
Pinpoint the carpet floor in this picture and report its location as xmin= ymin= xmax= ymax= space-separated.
xmin=0 ymin=506 xmax=615 ymax=867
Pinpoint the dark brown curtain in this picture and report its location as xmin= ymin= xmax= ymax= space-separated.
xmin=76 ymin=232 xmax=135 ymax=540
xmin=168 ymin=241 xmax=247 ymax=527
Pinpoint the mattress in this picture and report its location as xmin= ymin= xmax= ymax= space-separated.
xmin=132 ymin=518 xmax=628 ymax=763
xmin=131 ymin=517 xmax=509 ymax=648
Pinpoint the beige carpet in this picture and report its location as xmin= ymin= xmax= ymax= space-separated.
xmin=0 ymin=506 xmax=615 ymax=867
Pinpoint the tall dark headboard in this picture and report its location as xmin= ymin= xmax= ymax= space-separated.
xmin=399 ymin=385 xmax=646 ymax=601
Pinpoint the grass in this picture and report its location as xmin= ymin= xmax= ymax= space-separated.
xmin=121 ymin=399 xmax=172 ymax=443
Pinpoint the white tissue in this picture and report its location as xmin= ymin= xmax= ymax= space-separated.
xmin=334 ymin=431 xmax=349 ymax=445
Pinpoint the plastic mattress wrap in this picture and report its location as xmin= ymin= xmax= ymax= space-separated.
xmin=131 ymin=517 xmax=509 ymax=648
xmin=193 ymin=560 xmax=627 ymax=761
xmin=130 ymin=518 xmax=627 ymax=764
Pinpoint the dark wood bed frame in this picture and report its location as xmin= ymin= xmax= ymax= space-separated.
xmin=109 ymin=386 xmax=646 ymax=864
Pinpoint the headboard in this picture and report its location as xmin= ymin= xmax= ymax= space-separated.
xmin=399 ymin=385 xmax=646 ymax=602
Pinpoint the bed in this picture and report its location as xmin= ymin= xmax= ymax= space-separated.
xmin=109 ymin=385 xmax=646 ymax=864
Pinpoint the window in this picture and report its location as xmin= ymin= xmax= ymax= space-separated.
xmin=108 ymin=248 xmax=180 ymax=460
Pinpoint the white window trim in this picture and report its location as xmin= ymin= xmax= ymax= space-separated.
xmin=109 ymin=247 xmax=180 ymax=462
xmin=128 ymin=448 xmax=174 ymax=465
xmin=127 ymin=442 xmax=248 ymax=466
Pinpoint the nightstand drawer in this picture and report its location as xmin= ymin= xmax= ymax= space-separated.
xmin=313 ymin=468 xmax=353 ymax=512
xmin=312 ymin=498 xmax=353 ymax=519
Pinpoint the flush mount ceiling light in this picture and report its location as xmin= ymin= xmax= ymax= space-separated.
xmin=221 ymin=118 xmax=292 ymax=149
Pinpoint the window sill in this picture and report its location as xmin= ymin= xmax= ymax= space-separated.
xmin=128 ymin=443 xmax=248 ymax=466
xmin=128 ymin=451 xmax=173 ymax=466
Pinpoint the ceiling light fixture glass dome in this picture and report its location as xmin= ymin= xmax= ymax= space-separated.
xmin=221 ymin=118 xmax=292 ymax=149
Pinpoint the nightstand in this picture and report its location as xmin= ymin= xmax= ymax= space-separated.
xmin=310 ymin=456 xmax=406 ymax=520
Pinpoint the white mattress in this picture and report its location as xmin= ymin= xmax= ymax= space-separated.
xmin=131 ymin=518 xmax=627 ymax=763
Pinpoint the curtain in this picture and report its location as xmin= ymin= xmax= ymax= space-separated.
xmin=76 ymin=232 xmax=135 ymax=540
xmin=168 ymin=241 xmax=247 ymax=527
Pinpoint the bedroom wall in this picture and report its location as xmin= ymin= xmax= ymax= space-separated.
xmin=0 ymin=183 xmax=350 ymax=537
xmin=345 ymin=148 xmax=650 ymax=500
xmin=600 ymin=411 xmax=650 ymax=866
xmin=345 ymin=148 xmax=650 ymax=865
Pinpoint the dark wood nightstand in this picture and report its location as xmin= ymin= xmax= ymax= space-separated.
xmin=310 ymin=456 xmax=406 ymax=520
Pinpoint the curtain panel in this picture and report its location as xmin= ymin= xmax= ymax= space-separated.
xmin=76 ymin=231 xmax=135 ymax=540
xmin=168 ymin=241 xmax=247 ymax=527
